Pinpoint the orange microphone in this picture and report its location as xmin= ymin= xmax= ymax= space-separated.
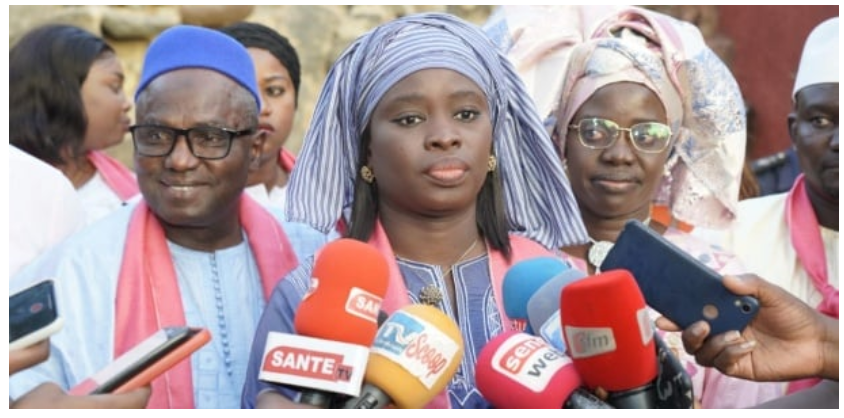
xmin=260 ymin=239 xmax=389 ymax=407
xmin=294 ymin=238 xmax=389 ymax=344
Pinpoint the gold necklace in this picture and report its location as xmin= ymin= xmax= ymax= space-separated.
xmin=418 ymin=238 xmax=479 ymax=306
xmin=587 ymin=218 xmax=650 ymax=272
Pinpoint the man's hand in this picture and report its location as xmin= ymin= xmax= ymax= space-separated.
xmin=656 ymin=274 xmax=835 ymax=382
xmin=11 ymin=383 xmax=151 ymax=409
xmin=9 ymin=341 xmax=50 ymax=375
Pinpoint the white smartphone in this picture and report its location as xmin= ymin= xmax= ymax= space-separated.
xmin=9 ymin=280 xmax=64 ymax=351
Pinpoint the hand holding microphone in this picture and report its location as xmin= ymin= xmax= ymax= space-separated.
xmin=258 ymin=239 xmax=389 ymax=407
xmin=344 ymin=304 xmax=464 ymax=409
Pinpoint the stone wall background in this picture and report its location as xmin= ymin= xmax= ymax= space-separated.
xmin=9 ymin=5 xmax=495 ymax=166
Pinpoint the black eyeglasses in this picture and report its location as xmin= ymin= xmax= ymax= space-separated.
xmin=129 ymin=124 xmax=255 ymax=160
xmin=568 ymin=118 xmax=672 ymax=154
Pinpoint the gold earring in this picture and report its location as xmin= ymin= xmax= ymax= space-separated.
xmin=360 ymin=165 xmax=375 ymax=183
xmin=487 ymin=155 xmax=497 ymax=172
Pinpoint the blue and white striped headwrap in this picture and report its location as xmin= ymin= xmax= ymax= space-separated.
xmin=287 ymin=13 xmax=587 ymax=249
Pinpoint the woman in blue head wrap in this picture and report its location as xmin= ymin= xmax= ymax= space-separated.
xmin=242 ymin=13 xmax=586 ymax=409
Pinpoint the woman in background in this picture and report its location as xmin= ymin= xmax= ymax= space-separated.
xmin=10 ymin=24 xmax=138 ymax=224
xmin=220 ymin=22 xmax=301 ymax=211
xmin=492 ymin=6 xmax=784 ymax=408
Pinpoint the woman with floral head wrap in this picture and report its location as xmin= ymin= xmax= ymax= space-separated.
xmin=493 ymin=6 xmax=785 ymax=408
xmin=242 ymin=13 xmax=587 ymax=409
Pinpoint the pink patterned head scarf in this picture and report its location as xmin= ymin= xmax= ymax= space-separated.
xmin=489 ymin=6 xmax=746 ymax=229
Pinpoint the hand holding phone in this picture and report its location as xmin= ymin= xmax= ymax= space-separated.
xmin=69 ymin=326 xmax=211 ymax=396
xmin=600 ymin=220 xmax=759 ymax=336
xmin=10 ymin=340 xmax=50 ymax=375
xmin=10 ymin=280 xmax=63 ymax=351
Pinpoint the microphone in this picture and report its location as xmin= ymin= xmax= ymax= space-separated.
xmin=652 ymin=331 xmax=695 ymax=409
xmin=502 ymin=257 xmax=569 ymax=332
xmin=475 ymin=331 xmax=613 ymax=409
xmin=259 ymin=238 xmax=389 ymax=407
xmin=526 ymin=269 xmax=587 ymax=352
xmin=560 ymin=269 xmax=658 ymax=408
xmin=344 ymin=304 xmax=464 ymax=409
xmin=376 ymin=310 xmax=389 ymax=328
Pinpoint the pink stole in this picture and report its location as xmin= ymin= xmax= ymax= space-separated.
xmin=87 ymin=150 xmax=140 ymax=201
xmin=114 ymin=196 xmax=299 ymax=408
xmin=785 ymin=175 xmax=838 ymax=394
xmin=278 ymin=149 xmax=296 ymax=173
xmin=368 ymin=222 xmax=555 ymax=408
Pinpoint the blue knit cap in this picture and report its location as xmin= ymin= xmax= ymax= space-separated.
xmin=135 ymin=25 xmax=261 ymax=110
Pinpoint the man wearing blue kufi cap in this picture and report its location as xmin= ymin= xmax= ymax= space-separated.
xmin=9 ymin=25 xmax=329 ymax=409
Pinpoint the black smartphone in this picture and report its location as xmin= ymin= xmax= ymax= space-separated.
xmin=10 ymin=280 xmax=64 ymax=351
xmin=69 ymin=326 xmax=210 ymax=395
xmin=600 ymin=220 xmax=759 ymax=336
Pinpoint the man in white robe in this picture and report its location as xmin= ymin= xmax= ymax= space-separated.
xmin=9 ymin=25 xmax=329 ymax=409
xmin=694 ymin=17 xmax=838 ymax=397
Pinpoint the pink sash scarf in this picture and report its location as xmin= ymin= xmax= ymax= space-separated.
xmin=368 ymin=222 xmax=555 ymax=408
xmin=785 ymin=174 xmax=838 ymax=394
xmin=114 ymin=196 xmax=299 ymax=408
xmin=87 ymin=150 xmax=140 ymax=201
xmin=279 ymin=149 xmax=296 ymax=173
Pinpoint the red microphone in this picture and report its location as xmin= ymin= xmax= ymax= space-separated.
xmin=476 ymin=331 xmax=612 ymax=409
xmin=560 ymin=269 xmax=657 ymax=408
xmin=259 ymin=239 xmax=389 ymax=407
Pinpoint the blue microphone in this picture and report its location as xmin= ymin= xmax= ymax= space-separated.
xmin=502 ymin=257 xmax=569 ymax=333
xmin=526 ymin=269 xmax=587 ymax=352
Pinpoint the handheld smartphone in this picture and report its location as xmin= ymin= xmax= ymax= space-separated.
xmin=600 ymin=220 xmax=759 ymax=336
xmin=10 ymin=280 xmax=64 ymax=351
xmin=69 ymin=326 xmax=211 ymax=395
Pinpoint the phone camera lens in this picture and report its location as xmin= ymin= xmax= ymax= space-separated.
xmin=702 ymin=304 xmax=719 ymax=320
xmin=740 ymin=302 xmax=753 ymax=313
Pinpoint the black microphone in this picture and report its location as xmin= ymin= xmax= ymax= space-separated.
xmin=652 ymin=332 xmax=695 ymax=409
xmin=376 ymin=310 xmax=389 ymax=328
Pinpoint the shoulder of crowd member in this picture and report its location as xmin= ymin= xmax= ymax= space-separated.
xmin=10 ymin=202 xmax=136 ymax=294
xmin=263 ymin=205 xmax=339 ymax=259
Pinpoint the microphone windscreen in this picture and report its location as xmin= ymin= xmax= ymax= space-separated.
xmin=502 ymin=257 xmax=569 ymax=322
xmin=295 ymin=239 xmax=389 ymax=346
xmin=476 ymin=331 xmax=581 ymax=409
xmin=365 ymin=304 xmax=463 ymax=408
xmin=527 ymin=269 xmax=587 ymax=344
xmin=560 ymin=269 xmax=656 ymax=391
